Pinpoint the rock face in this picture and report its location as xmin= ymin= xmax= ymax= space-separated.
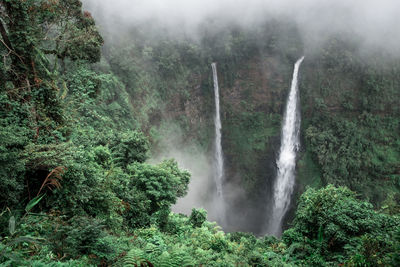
xmin=155 ymin=54 xmax=295 ymax=233
xmin=156 ymin=40 xmax=400 ymax=234
xmin=219 ymin=56 xmax=293 ymax=233
xmin=101 ymin=21 xmax=400 ymax=234
xmin=130 ymin=48 xmax=290 ymax=233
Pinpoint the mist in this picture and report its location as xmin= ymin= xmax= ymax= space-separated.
xmin=83 ymin=0 xmax=400 ymax=55
xmin=80 ymin=0 xmax=400 ymax=233
xmin=147 ymin=122 xmax=224 ymax=223
xmin=148 ymin=125 xmax=258 ymax=230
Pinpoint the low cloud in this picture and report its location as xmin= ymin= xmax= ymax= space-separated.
xmin=83 ymin=0 xmax=400 ymax=55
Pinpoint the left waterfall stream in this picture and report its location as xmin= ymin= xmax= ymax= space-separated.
xmin=211 ymin=62 xmax=226 ymax=226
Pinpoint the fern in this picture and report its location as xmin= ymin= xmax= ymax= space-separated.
xmin=170 ymin=250 xmax=195 ymax=267
xmin=123 ymin=248 xmax=154 ymax=267
xmin=148 ymin=250 xmax=194 ymax=267
xmin=122 ymin=248 xmax=195 ymax=267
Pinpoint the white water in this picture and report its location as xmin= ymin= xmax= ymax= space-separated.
xmin=268 ymin=56 xmax=305 ymax=236
xmin=211 ymin=63 xmax=226 ymax=223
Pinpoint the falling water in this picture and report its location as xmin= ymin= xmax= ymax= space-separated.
xmin=211 ymin=63 xmax=226 ymax=223
xmin=212 ymin=63 xmax=224 ymax=197
xmin=268 ymin=56 xmax=305 ymax=236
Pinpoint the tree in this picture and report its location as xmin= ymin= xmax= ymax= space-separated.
xmin=126 ymin=160 xmax=190 ymax=227
xmin=0 ymin=0 xmax=103 ymax=209
xmin=112 ymin=131 xmax=149 ymax=169
xmin=283 ymin=185 xmax=399 ymax=266
xmin=0 ymin=0 xmax=103 ymax=122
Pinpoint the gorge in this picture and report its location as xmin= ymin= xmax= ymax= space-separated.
xmin=1 ymin=0 xmax=399 ymax=265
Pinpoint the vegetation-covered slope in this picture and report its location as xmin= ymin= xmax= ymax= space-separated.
xmin=0 ymin=0 xmax=399 ymax=266
xmin=299 ymin=37 xmax=400 ymax=204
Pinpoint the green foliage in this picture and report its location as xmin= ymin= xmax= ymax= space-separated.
xmin=224 ymin=110 xmax=282 ymax=191
xmin=49 ymin=215 xmax=113 ymax=258
xmin=393 ymin=228 xmax=400 ymax=265
xmin=126 ymin=160 xmax=190 ymax=228
xmin=117 ymin=213 xmax=288 ymax=267
xmin=0 ymin=122 xmax=29 ymax=209
xmin=301 ymin=35 xmax=400 ymax=205
xmin=0 ymin=0 xmax=104 ymax=212
xmin=283 ymin=185 xmax=400 ymax=266
xmin=63 ymin=63 xmax=138 ymax=131
xmin=0 ymin=91 xmax=35 ymax=209
xmin=112 ymin=131 xmax=149 ymax=169
xmin=189 ymin=208 xmax=207 ymax=228
xmin=1 ymin=1 xmax=399 ymax=266
xmin=305 ymin=113 xmax=400 ymax=203
xmin=25 ymin=194 xmax=45 ymax=213
xmin=48 ymin=151 xmax=116 ymax=217
xmin=123 ymin=247 xmax=195 ymax=267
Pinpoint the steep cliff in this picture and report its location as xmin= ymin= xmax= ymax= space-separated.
xmin=97 ymin=21 xmax=399 ymax=233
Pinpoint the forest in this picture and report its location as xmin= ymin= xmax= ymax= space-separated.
xmin=0 ymin=0 xmax=399 ymax=266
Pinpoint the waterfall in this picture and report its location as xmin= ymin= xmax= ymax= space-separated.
xmin=211 ymin=63 xmax=226 ymax=223
xmin=268 ymin=56 xmax=305 ymax=236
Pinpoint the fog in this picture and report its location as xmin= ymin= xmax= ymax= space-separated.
xmin=147 ymin=122 xmax=259 ymax=230
xmin=81 ymin=0 xmax=400 ymax=232
xmin=146 ymin=122 xmax=222 ymax=222
xmin=83 ymin=0 xmax=400 ymax=55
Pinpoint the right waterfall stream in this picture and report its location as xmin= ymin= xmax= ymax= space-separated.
xmin=268 ymin=56 xmax=305 ymax=237
xmin=211 ymin=62 xmax=226 ymax=225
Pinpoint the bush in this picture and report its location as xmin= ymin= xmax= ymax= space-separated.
xmin=111 ymin=131 xmax=149 ymax=169
xmin=283 ymin=185 xmax=400 ymax=265
xmin=189 ymin=208 xmax=207 ymax=228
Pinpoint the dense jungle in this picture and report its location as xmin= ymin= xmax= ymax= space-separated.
xmin=0 ymin=0 xmax=399 ymax=266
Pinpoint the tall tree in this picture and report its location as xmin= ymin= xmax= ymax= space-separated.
xmin=0 ymin=0 xmax=103 ymax=208
xmin=0 ymin=0 xmax=103 ymax=110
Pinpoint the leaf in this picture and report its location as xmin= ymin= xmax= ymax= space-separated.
xmin=8 ymin=216 xmax=15 ymax=235
xmin=6 ymin=236 xmax=41 ymax=247
xmin=25 ymin=194 xmax=45 ymax=213
xmin=61 ymin=81 xmax=69 ymax=99
xmin=0 ymin=236 xmax=40 ymax=259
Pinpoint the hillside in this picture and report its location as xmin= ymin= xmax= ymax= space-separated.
xmin=0 ymin=1 xmax=399 ymax=266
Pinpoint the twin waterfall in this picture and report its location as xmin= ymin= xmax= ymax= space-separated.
xmin=210 ymin=57 xmax=304 ymax=234
xmin=268 ymin=56 xmax=305 ymax=236
xmin=211 ymin=63 xmax=226 ymax=224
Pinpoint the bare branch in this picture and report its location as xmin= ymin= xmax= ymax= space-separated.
xmin=42 ymin=49 xmax=58 ymax=55
xmin=0 ymin=23 xmax=25 ymax=65
xmin=0 ymin=19 xmax=13 ymax=51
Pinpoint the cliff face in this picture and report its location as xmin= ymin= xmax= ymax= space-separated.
xmin=101 ymin=24 xmax=399 ymax=233
xmin=219 ymin=55 xmax=292 ymax=233
xmin=298 ymin=43 xmax=400 ymax=205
